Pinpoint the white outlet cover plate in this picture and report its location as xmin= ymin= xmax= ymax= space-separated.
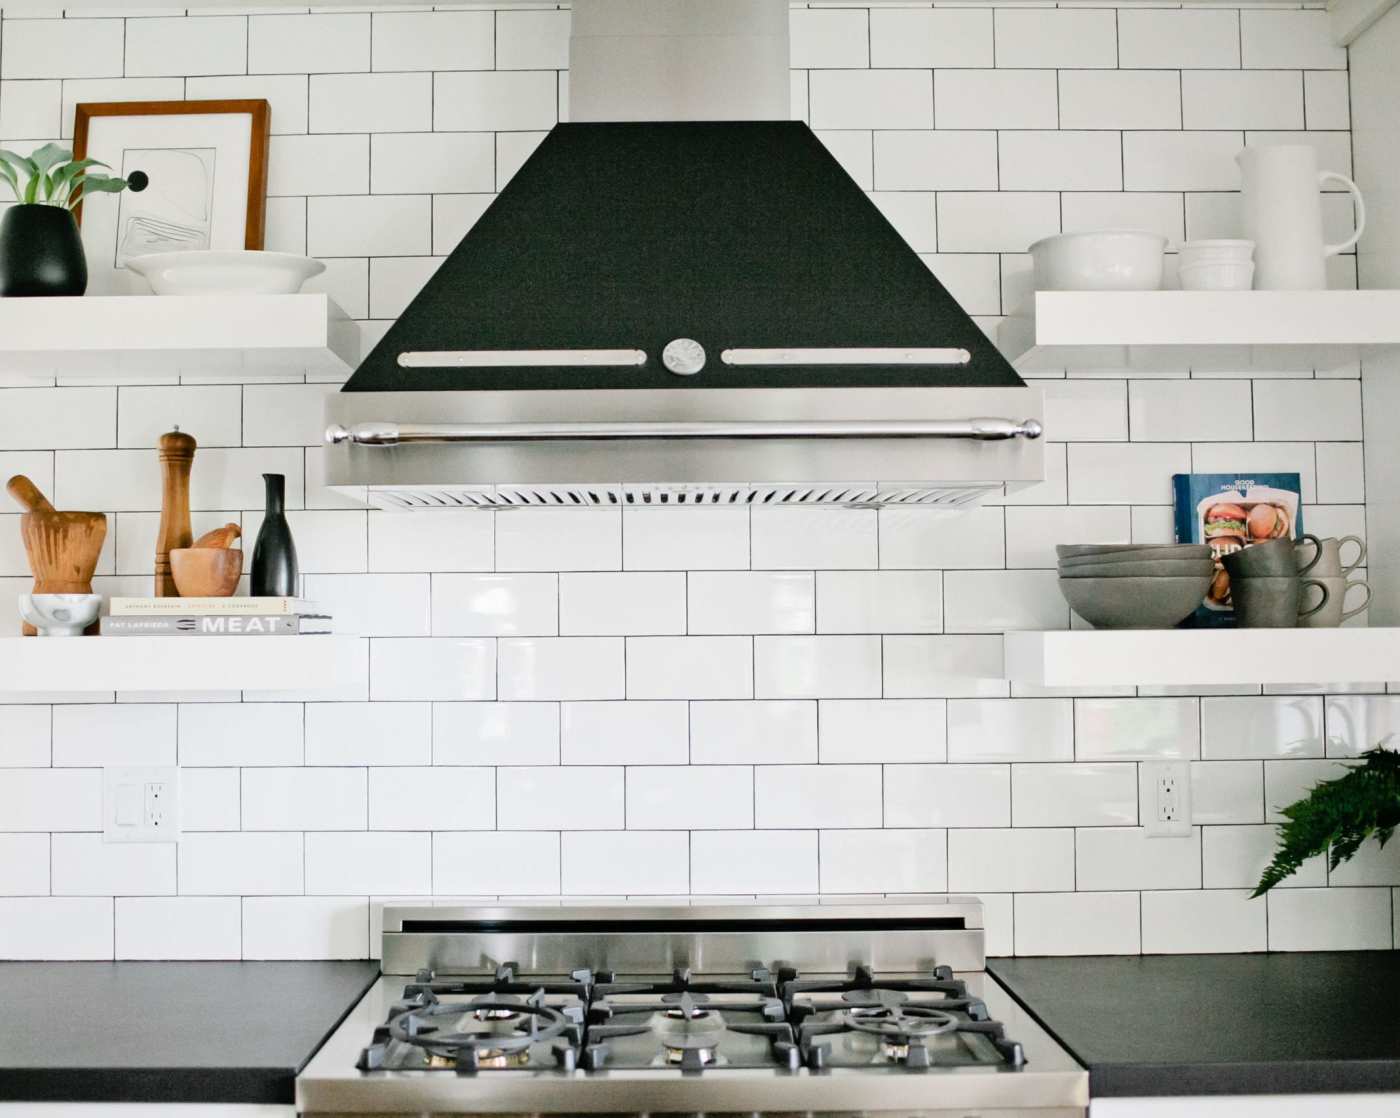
xmin=104 ymin=765 xmax=180 ymax=844
xmin=1140 ymin=760 xmax=1192 ymax=838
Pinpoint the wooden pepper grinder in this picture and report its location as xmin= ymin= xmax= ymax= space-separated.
xmin=155 ymin=427 xmax=196 ymax=597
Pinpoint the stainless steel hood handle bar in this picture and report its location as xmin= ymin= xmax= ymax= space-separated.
xmin=326 ymin=417 xmax=1044 ymax=446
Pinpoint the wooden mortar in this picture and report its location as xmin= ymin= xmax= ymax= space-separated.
xmin=6 ymin=475 xmax=107 ymax=636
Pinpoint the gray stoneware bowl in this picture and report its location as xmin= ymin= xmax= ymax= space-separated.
xmin=1058 ymin=558 xmax=1216 ymax=579
xmin=1058 ymin=573 xmax=1214 ymax=629
xmin=1057 ymin=544 xmax=1212 ymax=563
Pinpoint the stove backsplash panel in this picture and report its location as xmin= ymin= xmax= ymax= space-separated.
xmin=0 ymin=3 xmax=1389 ymax=961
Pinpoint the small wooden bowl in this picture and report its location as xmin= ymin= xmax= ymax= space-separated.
xmin=171 ymin=547 xmax=243 ymax=597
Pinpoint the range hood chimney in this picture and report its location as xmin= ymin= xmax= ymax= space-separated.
xmin=324 ymin=0 xmax=1043 ymax=512
xmin=569 ymin=0 xmax=790 ymax=122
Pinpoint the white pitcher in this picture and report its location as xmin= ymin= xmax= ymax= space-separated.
xmin=1236 ymin=144 xmax=1365 ymax=290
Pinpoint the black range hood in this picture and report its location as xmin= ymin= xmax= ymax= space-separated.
xmin=342 ymin=120 xmax=1025 ymax=394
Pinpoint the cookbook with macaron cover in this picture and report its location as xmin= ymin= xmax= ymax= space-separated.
xmin=1173 ymin=472 xmax=1305 ymax=626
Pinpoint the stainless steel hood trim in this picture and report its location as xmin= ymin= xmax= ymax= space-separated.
xmin=327 ymin=416 xmax=1044 ymax=447
xmin=721 ymin=346 xmax=972 ymax=366
xmin=398 ymin=348 xmax=649 ymax=368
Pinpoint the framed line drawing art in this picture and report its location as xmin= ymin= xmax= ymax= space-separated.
xmin=73 ymin=100 xmax=270 ymax=294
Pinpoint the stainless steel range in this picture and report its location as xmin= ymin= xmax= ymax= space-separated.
xmin=298 ymin=899 xmax=1088 ymax=1116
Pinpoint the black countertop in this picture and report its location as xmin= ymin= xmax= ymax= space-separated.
xmin=989 ymin=953 xmax=1400 ymax=1097
xmin=0 ymin=960 xmax=380 ymax=1104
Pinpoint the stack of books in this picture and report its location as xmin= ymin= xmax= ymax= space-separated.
xmin=99 ymin=597 xmax=333 ymax=637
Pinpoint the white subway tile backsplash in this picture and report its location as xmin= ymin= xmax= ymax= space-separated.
xmin=561 ymin=701 xmax=688 ymax=765
xmin=500 ymin=637 xmax=624 ymax=701
xmin=820 ymin=699 xmax=945 ymax=764
xmin=886 ymin=764 xmax=1010 ymax=828
xmin=124 ymin=16 xmax=246 ymax=77
xmin=1201 ymin=696 xmax=1324 ymax=759
xmin=434 ymin=702 xmax=559 ymax=767
xmin=2 ymin=19 xmax=124 ymax=79
xmin=433 ymin=573 xmax=558 ymax=637
xmin=497 ymin=508 xmax=621 ymax=572
xmin=1076 ymin=827 xmax=1201 ymax=891
xmin=1011 ymin=763 xmax=1137 ymax=827
xmin=820 ymin=829 xmax=948 ymax=894
xmin=250 ymin=13 xmax=369 ymax=73
xmin=756 ymin=765 xmax=881 ymax=829
xmin=372 ymin=10 xmax=493 ymax=72
xmin=1141 ymin=889 xmax=1268 ymax=954
xmin=690 ymin=701 xmax=816 ymax=765
xmin=690 ymin=831 xmax=818 ymax=895
xmin=117 ymin=897 xmax=241 ymax=960
xmin=306 ymin=831 xmax=431 ymax=896
xmin=1253 ymin=381 xmax=1362 ymax=442
xmin=934 ymin=70 xmax=1057 ymax=130
xmin=869 ymin=8 xmax=992 ymax=69
xmin=369 ymin=766 xmax=493 ymax=830
xmin=1182 ymin=71 xmax=1304 ymax=131
xmin=435 ymin=831 xmax=560 ymax=895
xmin=1076 ymin=698 xmax=1200 ymax=761
xmin=179 ymin=832 xmax=304 ymax=895
xmin=179 ymin=702 xmax=303 ymax=767
xmin=243 ymin=768 xmax=366 ymax=831
xmin=560 ymin=572 xmax=685 ymax=636
xmin=627 ymin=637 xmax=752 ymax=700
xmin=999 ymin=132 xmax=1122 ymax=192
xmin=1267 ymin=887 xmax=1392 ymax=951
xmin=1241 ymin=10 xmax=1346 ymax=71
xmin=499 ymin=767 xmax=623 ymax=831
xmin=1264 ymin=758 xmax=1352 ymax=823
xmin=0 ymin=0 xmax=1370 ymax=962
xmin=754 ymin=636 xmax=881 ymax=700
xmin=0 ymin=833 xmax=48 ymax=895
xmin=809 ymin=70 xmax=932 ymax=130
xmin=562 ymin=831 xmax=689 ymax=895
xmin=1014 ymin=892 xmax=1141 ymax=956
xmin=0 ymin=705 xmax=50 ymax=767
xmin=0 ymin=898 xmax=112 ymax=960
xmin=496 ymin=9 xmax=569 ymax=71
xmin=994 ymin=8 xmax=1116 ymax=70
xmin=949 ymin=828 xmax=1074 ymax=893
xmin=370 ymin=638 xmax=496 ymax=701
xmin=1058 ymin=71 xmax=1181 ymax=130
xmin=628 ymin=766 xmax=752 ymax=830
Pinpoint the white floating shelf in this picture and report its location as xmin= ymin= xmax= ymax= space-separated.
xmin=0 ymin=293 xmax=358 ymax=378
xmin=0 ymin=636 xmax=363 ymax=694
xmin=1004 ymin=628 xmax=1400 ymax=688
xmin=998 ymin=290 xmax=1400 ymax=372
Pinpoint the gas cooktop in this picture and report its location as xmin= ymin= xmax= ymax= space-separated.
xmin=298 ymin=900 xmax=1088 ymax=1117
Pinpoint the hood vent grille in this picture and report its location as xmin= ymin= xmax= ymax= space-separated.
xmin=362 ymin=483 xmax=1002 ymax=512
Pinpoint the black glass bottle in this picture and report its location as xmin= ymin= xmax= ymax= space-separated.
xmin=251 ymin=473 xmax=298 ymax=597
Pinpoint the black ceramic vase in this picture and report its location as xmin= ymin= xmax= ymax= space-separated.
xmin=0 ymin=204 xmax=87 ymax=297
xmin=251 ymin=473 xmax=299 ymax=597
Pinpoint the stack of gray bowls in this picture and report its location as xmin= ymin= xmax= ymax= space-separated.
xmin=1056 ymin=544 xmax=1216 ymax=629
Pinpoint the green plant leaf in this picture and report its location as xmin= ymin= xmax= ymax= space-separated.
xmin=28 ymin=143 xmax=70 ymax=175
xmin=77 ymin=173 xmax=130 ymax=194
xmin=50 ymin=159 xmax=107 ymax=208
xmin=1253 ymin=747 xmax=1400 ymax=895
xmin=0 ymin=160 xmax=19 ymax=202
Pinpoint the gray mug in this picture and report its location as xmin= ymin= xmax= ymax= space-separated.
xmin=1223 ymin=535 xmax=1324 ymax=578
xmin=1295 ymin=535 xmax=1365 ymax=579
xmin=1232 ymin=574 xmax=1329 ymax=628
xmin=1299 ymin=577 xmax=1370 ymax=628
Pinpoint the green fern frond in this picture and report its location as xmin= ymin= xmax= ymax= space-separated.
xmin=1253 ymin=747 xmax=1400 ymax=896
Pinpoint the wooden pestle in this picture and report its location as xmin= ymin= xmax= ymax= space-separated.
xmin=6 ymin=475 xmax=107 ymax=636
xmin=155 ymin=429 xmax=197 ymax=597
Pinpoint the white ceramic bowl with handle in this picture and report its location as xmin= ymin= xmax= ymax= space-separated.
xmin=1028 ymin=230 xmax=1167 ymax=291
xmin=126 ymin=250 xmax=326 ymax=295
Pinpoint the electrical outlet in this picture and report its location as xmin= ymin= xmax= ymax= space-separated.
xmin=104 ymin=766 xmax=180 ymax=844
xmin=1142 ymin=761 xmax=1191 ymax=838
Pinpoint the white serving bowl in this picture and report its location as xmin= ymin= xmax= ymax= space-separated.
xmin=126 ymin=251 xmax=326 ymax=295
xmin=1028 ymin=230 xmax=1166 ymax=292
xmin=1179 ymin=260 xmax=1255 ymax=291
xmin=1179 ymin=239 xmax=1255 ymax=269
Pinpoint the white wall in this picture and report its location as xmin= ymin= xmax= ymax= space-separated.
xmin=0 ymin=3 xmax=1393 ymax=962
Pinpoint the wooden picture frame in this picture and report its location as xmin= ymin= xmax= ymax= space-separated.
xmin=72 ymin=99 xmax=271 ymax=292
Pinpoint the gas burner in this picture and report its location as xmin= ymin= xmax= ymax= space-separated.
xmin=380 ymin=994 xmax=576 ymax=1074
xmin=841 ymin=1005 xmax=960 ymax=1044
